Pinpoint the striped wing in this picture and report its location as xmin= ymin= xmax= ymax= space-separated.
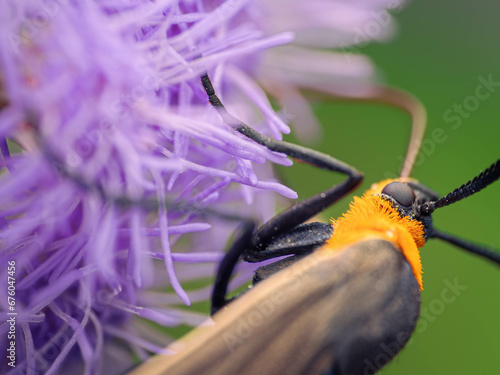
xmin=129 ymin=239 xmax=421 ymax=375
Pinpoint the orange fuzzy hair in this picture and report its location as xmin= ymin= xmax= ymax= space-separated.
xmin=323 ymin=194 xmax=426 ymax=290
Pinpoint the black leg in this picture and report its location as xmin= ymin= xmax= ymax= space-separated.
xmin=211 ymin=221 xmax=256 ymax=315
xmin=202 ymin=73 xmax=363 ymax=315
xmin=251 ymin=173 xmax=361 ymax=251
xmin=201 ymin=74 xmax=363 ymax=250
xmin=211 ymin=221 xmax=334 ymax=315
xmin=430 ymin=229 xmax=500 ymax=265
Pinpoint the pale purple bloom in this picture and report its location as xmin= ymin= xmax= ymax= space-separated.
xmin=0 ymin=0 xmax=404 ymax=374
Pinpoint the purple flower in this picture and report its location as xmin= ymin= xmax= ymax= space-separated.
xmin=0 ymin=0 xmax=404 ymax=373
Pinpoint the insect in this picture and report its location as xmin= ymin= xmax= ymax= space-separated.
xmin=128 ymin=73 xmax=500 ymax=375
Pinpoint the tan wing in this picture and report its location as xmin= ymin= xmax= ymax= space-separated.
xmin=128 ymin=239 xmax=421 ymax=375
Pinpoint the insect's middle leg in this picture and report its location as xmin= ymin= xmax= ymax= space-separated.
xmin=211 ymin=221 xmax=255 ymax=315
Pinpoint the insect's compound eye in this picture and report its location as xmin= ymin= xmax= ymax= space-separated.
xmin=381 ymin=182 xmax=416 ymax=207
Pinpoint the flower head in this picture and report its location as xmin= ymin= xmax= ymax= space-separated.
xmin=0 ymin=0 xmax=404 ymax=373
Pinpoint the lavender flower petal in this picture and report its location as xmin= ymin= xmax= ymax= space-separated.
xmin=0 ymin=1 xmax=405 ymax=373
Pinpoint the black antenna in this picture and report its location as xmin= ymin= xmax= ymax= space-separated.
xmin=420 ymin=159 xmax=500 ymax=266
xmin=420 ymin=159 xmax=500 ymax=215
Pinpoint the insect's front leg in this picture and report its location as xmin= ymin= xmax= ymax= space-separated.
xmin=201 ymin=73 xmax=363 ymax=251
xmin=202 ymin=73 xmax=363 ymax=314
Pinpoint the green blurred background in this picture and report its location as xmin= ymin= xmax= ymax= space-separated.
xmin=278 ymin=1 xmax=500 ymax=374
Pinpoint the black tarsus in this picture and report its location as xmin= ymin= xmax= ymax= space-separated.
xmin=202 ymin=73 xmax=363 ymax=314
